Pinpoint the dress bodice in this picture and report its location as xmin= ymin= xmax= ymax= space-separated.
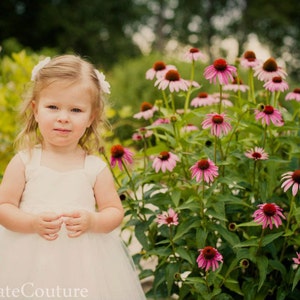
xmin=18 ymin=146 xmax=107 ymax=214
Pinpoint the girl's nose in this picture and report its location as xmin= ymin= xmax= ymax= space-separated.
xmin=57 ymin=111 xmax=69 ymax=123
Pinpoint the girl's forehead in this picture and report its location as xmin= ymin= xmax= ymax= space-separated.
xmin=39 ymin=81 xmax=93 ymax=102
xmin=40 ymin=79 xmax=92 ymax=94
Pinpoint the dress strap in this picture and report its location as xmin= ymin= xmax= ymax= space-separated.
xmin=84 ymin=155 xmax=107 ymax=186
xmin=18 ymin=146 xmax=41 ymax=167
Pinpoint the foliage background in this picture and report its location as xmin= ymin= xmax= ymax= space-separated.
xmin=1 ymin=1 xmax=300 ymax=298
xmin=1 ymin=0 xmax=300 ymax=76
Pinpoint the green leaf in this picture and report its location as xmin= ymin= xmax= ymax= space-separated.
xmin=148 ymin=247 xmax=172 ymax=257
xmin=261 ymin=231 xmax=284 ymax=246
xmin=176 ymin=246 xmax=195 ymax=265
xmin=173 ymin=218 xmax=201 ymax=242
xmin=233 ymin=238 xmax=260 ymax=248
xmin=223 ymin=278 xmax=244 ymax=296
xmin=196 ymin=228 xmax=208 ymax=249
xmin=256 ymin=255 xmax=268 ymax=291
xmin=237 ymin=221 xmax=261 ymax=228
xmin=210 ymin=223 xmax=240 ymax=247
xmin=135 ymin=222 xmax=150 ymax=250
xmin=268 ymin=260 xmax=286 ymax=278
xmin=171 ymin=189 xmax=181 ymax=207
xmin=292 ymin=267 xmax=300 ymax=291
xmin=166 ymin=263 xmax=179 ymax=296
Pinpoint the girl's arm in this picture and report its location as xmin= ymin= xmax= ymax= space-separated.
xmin=63 ymin=166 xmax=124 ymax=236
xmin=92 ymin=166 xmax=125 ymax=232
xmin=0 ymin=154 xmax=62 ymax=240
xmin=0 ymin=154 xmax=32 ymax=231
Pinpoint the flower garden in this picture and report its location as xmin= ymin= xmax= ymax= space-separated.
xmin=1 ymin=48 xmax=300 ymax=299
xmin=106 ymin=49 xmax=300 ymax=299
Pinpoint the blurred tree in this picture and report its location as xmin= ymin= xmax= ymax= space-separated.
xmin=238 ymin=0 xmax=300 ymax=78
xmin=141 ymin=0 xmax=238 ymax=58
xmin=1 ymin=0 xmax=300 ymax=77
xmin=138 ymin=0 xmax=300 ymax=77
xmin=0 ymin=0 xmax=145 ymax=69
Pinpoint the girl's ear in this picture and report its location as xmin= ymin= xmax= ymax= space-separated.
xmin=87 ymin=114 xmax=95 ymax=128
xmin=31 ymin=100 xmax=38 ymax=122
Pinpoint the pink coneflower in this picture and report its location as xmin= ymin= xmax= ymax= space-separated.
xmin=293 ymin=252 xmax=300 ymax=265
xmin=263 ymin=76 xmax=289 ymax=92
xmin=152 ymin=151 xmax=180 ymax=173
xmin=285 ymin=88 xmax=300 ymax=102
xmin=156 ymin=208 xmax=179 ymax=227
xmin=152 ymin=118 xmax=171 ymax=126
xmin=133 ymin=101 xmax=158 ymax=120
xmin=204 ymin=58 xmax=237 ymax=85
xmin=196 ymin=246 xmax=223 ymax=272
xmin=202 ymin=112 xmax=232 ymax=137
xmin=190 ymin=92 xmax=217 ymax=107
xmin=223 ymin=77 xmax=249 ymax=93
xmin=240 ymin=50 xmax=261 ymax=69
xmin=181 ymin=124 xmax=199 ymax=133
xmin=214 ymin=99 xmax=233 ymax=107
xmin=254 ymin=105 xmax=284 ymax=126
xmin=211 ymin=93 xmax=233 ymax=107
xmin=185 ymin=47 xmax=206 ymax=62
xmin=190 ymin=158 xmax=219 ymax=184
xmin=146 ymin=61 xmax=176 ymax=80
xmin=254 ymin=57 xmax=287 ymax=82
xmin=281 ymin=170 xmax=300 ymax=196
xmin=110 ymin=144 xmax=133 ymax=170
xmin=155 ymin=69 xmax=190 ymax=92
xmin=132 ymin=127 xmax=153 ymax=141
xmin=253 ymin=203 xmax=285 ymax=229
xmin=245 ymin=147 xmax=269 ymax=160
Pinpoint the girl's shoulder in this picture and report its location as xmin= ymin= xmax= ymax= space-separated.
xmin=18 ymin=145 xmax=41 ymax=166
xmin=85 ymin=154 xmax=107 ymax=174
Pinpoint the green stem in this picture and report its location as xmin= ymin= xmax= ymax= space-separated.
xmin=256 ymin=228 xmax=265 ymax=255
xmin=162 ymin=89 xmax=170 ymax=109
xmin=253 ymin=160 xmax=257 ymax=187
xmin=224 ymin=110 xmax=248 ymax=160
xmin=170 ymin=93 xmax=176 ymax=113
xmin=214 ymin=136 xmax=217 ymax=163
xmin=274 ymin=91 xmax=281 ymax=108
xmin=218 ymin=84 xmax=223 ymax=114
xmin=122 ymin=161 xmax=138 ymax=201
xmin=101 ymin=151 xmax=122 ymax=188
xmin=248 ymin=68 xmax=256 ymax=104
xmin=262 ymin=125 xmax=267 ymax=149
xmin=219 ymin=266 xmax=240 ymax=288
xmin=204 ymin=271 xmax=211 ymax=293
xmin=184 ymin=60 xmax=195 ymax=113
xmin=280 ymin=196 xmax=295 ymax=261
xmin=200 ymin=179 xmax=205 ymax=219
xmin=169 ymin=226 xmax=178 ymax=260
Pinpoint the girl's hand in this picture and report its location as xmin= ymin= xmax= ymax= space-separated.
xmin=33 ymin=212 xmax=63 ymax=241
xmin=62 ymin=210 xmax=92 ymax=238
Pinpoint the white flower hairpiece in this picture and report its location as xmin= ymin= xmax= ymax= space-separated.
xmin=31 ymin=57 xmax=51 ymax=81
xmin=95 ymin=69 xmax=111 ymax=94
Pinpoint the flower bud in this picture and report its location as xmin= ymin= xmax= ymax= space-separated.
xmin=228 ymin=223 xmax=237 ymax=231
xmin=239 ymin=259 xmax=250 ymax=269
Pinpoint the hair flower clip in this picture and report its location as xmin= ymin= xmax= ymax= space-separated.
xmin=31 ymin=57 xmax=51 ymax=81
xmin=95 ymin=69 xmax=111 ymax=94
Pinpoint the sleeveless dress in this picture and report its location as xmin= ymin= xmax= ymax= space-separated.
xmin=0 ymin=147 xmax=146 ymax=300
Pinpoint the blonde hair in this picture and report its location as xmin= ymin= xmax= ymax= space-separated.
xmin=15 ymin=54 xmax=107 ymax=153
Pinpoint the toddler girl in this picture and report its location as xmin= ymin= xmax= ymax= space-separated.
xmin=0 ymin=55 xmax=146 ymax=300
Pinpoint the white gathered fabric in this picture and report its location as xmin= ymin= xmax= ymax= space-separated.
xmin=0 ymin=146 xmax=146 ymax=300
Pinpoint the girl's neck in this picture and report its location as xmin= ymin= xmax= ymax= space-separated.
xmin=40 ymin=143 xmax=86 ymax=172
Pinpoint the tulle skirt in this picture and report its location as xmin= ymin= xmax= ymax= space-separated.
xmin=0 ymin=226 xmax=146 ymax=300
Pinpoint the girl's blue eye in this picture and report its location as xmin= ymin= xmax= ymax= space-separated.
xmin=71 ymin=108 xmax=82 ymax=113
xmin=47 ymin=105 xmax=58 ymax=110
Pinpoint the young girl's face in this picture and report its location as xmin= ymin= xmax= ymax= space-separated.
xmin=32 ymin=80 xmax=95 ymax=151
